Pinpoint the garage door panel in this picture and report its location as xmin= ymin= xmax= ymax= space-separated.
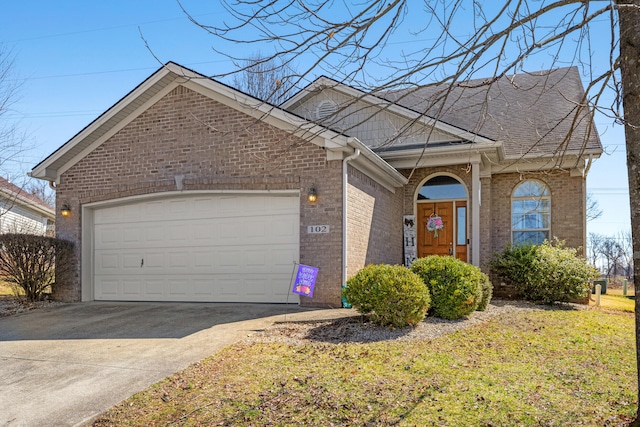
xmin=122 ymin=279 xmax=142 ymax=296
xmin=96 ymin=227 xmax=119 ymax=246
xmin=97 ymin=279 xmax=119 ymax=297
xmin=93 ymin=194 xmax=299 ymax=303
xmin=272 ymin=248 xmax=298 ymax=267
xmin=193 ymin=279 xmax=215 ymax=296
xmin=97 ymin=253 xmax=119 ymax=270
xmin=191 ymin=223 xmax=216 ymax=241
xmin=168 ymin=279 xmax=189 ymax=296
xmin=245 ymin=278 xmax=267 ymax=296
xmin=144 ymin=252 xmax=166 ymax=269
xmin=145 ymin=279 xmax=164 ymax=296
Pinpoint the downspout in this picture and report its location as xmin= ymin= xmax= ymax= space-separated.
xmin=342 ymin=148 xmax=361 ymax=297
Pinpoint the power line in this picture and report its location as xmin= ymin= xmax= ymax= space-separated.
xmin=4 ymin=13 xmax=217 ymax=44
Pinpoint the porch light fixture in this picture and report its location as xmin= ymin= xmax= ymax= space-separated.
xmin=307 ymin=186 xmax=318 ymax=203
xmin=60 ymin=204 xmax=71 ymax=217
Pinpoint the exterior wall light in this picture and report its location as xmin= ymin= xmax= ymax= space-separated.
xmin=61 ymin=204 xmax=72 ymax=217
xmin=308 ymin=187 xmax=318 ymax=203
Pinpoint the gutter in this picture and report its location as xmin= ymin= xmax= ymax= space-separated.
xmin=342 ymin=148 xmax=361 ymax=299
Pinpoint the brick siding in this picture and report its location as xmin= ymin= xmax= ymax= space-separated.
xmin=397 ymin=165 xmax=586 ymax=298
xmin=346 ymin=165 xmax=404 ymax=277
xmin=55 ymin=85 xmax=345 ymax=306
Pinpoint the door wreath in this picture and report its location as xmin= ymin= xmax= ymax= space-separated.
xmin=426 ymin=214 xmax=444 ymax=238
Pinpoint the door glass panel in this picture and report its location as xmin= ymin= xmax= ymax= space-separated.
xmin=457 ymin=206 xmax=466 ymax=246
xmin=418 ymin=176 xmax=467 ymax=200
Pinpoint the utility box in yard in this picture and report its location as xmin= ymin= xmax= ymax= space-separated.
xmin=592 ymin=279 xmax=608 ymax=294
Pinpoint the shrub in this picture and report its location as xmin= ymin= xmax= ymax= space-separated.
xmin=490 ymin=239 xmax=598 ymax=304
xmin=476 ymin=272 xmax=493 ymax=311
xmin=343 ymin=264 xmax=430 ymax=327
xmin=0 ymin=234 xmax=74 ymax=302
xmin=411 ymin=256 xmax=483 ymax=320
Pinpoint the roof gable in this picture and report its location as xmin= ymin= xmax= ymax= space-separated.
xmin=284 ymin=68 xmax=603 ymax=166
xmin=282 ymin=76 xmax=497 ymax=148
xmin=30 ymin=62 xmax=407 ymax=190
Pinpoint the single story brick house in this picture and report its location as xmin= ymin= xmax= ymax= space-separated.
xmin=30 ymin=63 xmax=602 ymax=306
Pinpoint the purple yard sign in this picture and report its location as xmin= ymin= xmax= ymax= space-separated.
xmin=291 ymin=264 xmax=318 ymax=298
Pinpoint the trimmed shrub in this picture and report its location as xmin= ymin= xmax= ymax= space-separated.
xmin=476 ymin=272 xmax=493 ymax=311
xmin=0 ymin=234 xmax=74 ymax=302
xmin=411 ymin=256 xmax=483 ymax=320
xmin=490 ymin=239 xmax=598 ymax=304
xmin=343 ymin=264 xmax=430 ymax=327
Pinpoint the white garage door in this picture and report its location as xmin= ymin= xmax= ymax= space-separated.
xmin=93 ymin=193 xmax=299 ymax=302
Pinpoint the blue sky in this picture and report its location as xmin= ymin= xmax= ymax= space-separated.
xmin=0 ymin=1 xmax=630 ymax=239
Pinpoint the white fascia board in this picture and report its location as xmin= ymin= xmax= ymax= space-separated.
xmin=380 ymin=142 xmax=501 ymax=169
xmin=31 ymin=65 xmax=179 ymax=181
xmin=347 ymin=138 xmax=408 ymax=190
xmin=485 ymin=152 xmax=599 ymax=175
xmin=32 ymin=64 xmax=351 ymax=181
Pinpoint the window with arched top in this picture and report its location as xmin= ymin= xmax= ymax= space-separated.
xmin=417 ymin=175 xmax=467 ymax=200
xmin=511 ymin=180 xmax=550 ymax=245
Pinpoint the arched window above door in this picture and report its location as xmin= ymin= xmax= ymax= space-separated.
xmin=417 ymin=175 xmax=467 ymax=200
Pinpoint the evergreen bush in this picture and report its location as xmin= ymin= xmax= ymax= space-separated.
xmin=490 ymin=239 xmax=598 ymax=304
xmin=411 ymin=256 xmax=483 ymax=320
xmin=343 ymin=264 xmax=430 ymax=327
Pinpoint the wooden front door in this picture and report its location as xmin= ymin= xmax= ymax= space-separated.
xmin=417 ymin=201 xmax=467 ymax=261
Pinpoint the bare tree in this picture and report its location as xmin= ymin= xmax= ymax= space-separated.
xmin=231 ymin=52 xmax=297 ymax=105
xmin=0 ymin=45 xmax=28 ymax=176
xmin=24 ymin=179 xmax=55 ymax=207
xmin=588 ymin=232 xmax=604 ymax=268
xmin=178 ymin=0 xmax=640 ymax=421
xmin=586 ymin=193 xmax=603 ymax=222
xmin=620 ymin=229 xmax=634 ymax=279
xmin=601 ymin=237 xmax=624 ymax=280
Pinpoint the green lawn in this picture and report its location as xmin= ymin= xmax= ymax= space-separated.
xmin=94 ymin=305 xmax=637 ymax=426
xmin=591 ymin=293 xmax=636 ymax=313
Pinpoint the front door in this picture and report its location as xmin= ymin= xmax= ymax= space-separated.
xmin=417 ymin=201 xmax=467 ymax=261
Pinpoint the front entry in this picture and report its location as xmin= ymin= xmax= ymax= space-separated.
xmin=417 ymin=201 xmax=467 ymax=262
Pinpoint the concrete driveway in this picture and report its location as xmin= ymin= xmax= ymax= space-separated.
xmin=0 ymin=302 xmax=350 ymax=426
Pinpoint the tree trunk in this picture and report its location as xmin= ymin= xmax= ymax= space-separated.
xmin=618 ymin=0 xmax=640 ymax=424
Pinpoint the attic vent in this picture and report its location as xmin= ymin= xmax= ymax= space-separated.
xmin=315 ymin=100 xmax=338 ymax=121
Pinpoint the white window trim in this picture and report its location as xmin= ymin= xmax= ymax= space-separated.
xmin=511 ymin=180 xmax=551 ymax=245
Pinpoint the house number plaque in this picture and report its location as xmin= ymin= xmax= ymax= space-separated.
xmin=307 ymin=225 xmax=330 ymax=234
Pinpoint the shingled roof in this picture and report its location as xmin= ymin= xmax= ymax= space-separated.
xmin=380 ymin=66 xmax=602 ymax=159
xmin=0 ymin=177 xmax=54 ymax=216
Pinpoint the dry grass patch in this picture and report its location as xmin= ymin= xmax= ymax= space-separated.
xmin=94 ymin=306 xmax=636 ymax=427
xmin=0 ymin=278 xmax=14 ymax=296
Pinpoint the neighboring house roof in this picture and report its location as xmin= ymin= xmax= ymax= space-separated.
xmin=0 ymin=177 xmax=55 ymax=220
xmin=283 ymin=67 xmax=603 ymax=169
xmin=30 ymin=62 xmax=407 ymax=191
